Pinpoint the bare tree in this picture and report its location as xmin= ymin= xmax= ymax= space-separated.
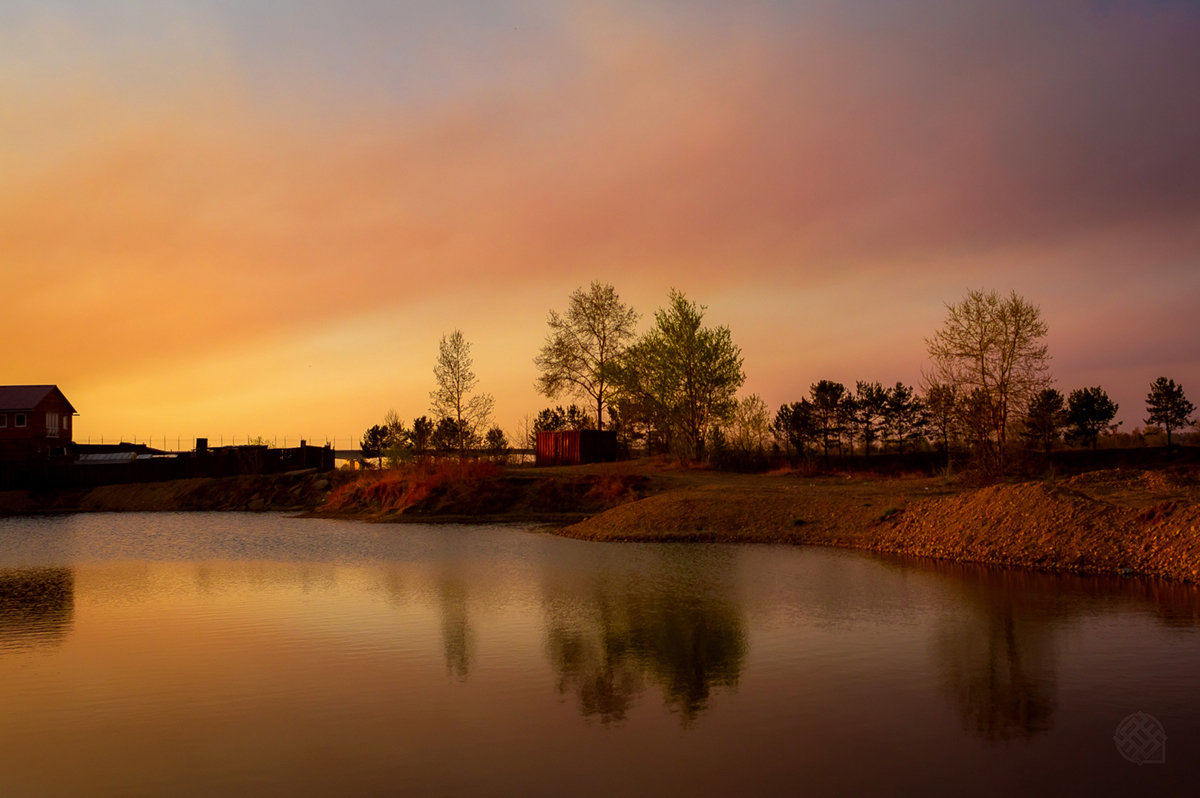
xmin=430 ymin=330 xmax=494 ymax=456
xmin=926 ymin=290 xmax=1051 ymax=472
xmin=535 ymin=281 xmax=638 ymax=431
xmin=725 ymin=394 xmax=772 ymax=455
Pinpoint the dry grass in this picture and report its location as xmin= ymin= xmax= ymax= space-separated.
xmin=322 ymin=460 xmax=502 ymax=517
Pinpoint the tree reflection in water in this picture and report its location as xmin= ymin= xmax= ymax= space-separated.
xmin=935 ymin=598 xmax=1057 ymax=741
xmin=929 ymin=564 xmax=1064 ymax=741
xmin=544 ymin=548 xmax=746 ymax=726
xmin=438 ymin=574 xmax=473 ymax=680
xmin=0 ymin=567 xmax=75 ymax=653
xmin=923 ymin=558 xmax=1200 ymax=742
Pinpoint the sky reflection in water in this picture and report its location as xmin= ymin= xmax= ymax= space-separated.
xmin=0 ymin=513 xmax=1197 ymax=797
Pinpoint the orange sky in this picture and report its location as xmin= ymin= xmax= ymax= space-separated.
xmin=4 ymin=0 xmax=1199 ymax=445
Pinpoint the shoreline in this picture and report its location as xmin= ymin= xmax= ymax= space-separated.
xmin=3 ymin=462 xmax=1199 ymax=583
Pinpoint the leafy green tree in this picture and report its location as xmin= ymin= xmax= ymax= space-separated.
xmin=535 ymin=281 xmax=638 ymax=431
xmin=810 ymin=380 xmax=847 ymax=469
xmin=884 ymin=382 xmax=926 ymax=455
xmin=430 ymin=330 xmax=494 ymax=456
xmin=611 ymin=349 xmax=673 ymax=454
xmin=1022 ymin=388 xmax=1067 ymax=453
xmin=926 ymin=290 xmax=1051 ymax=471
xmin=615 ymin=290 xmax=744 ymax=460
xmin=1146 ymin=377 xmax=1196 ymax=448
xmin=853 ymin=381 xmax=888 ymax=457
xmin=773 ymin=400 xmax=817 ymax=457
xmin=1065 ymin=387 xmax=1118 ymax=451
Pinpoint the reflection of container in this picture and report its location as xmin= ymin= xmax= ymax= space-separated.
xmin=0 ymin=567 xmax=75 ymax=652
xmin=535 ymin=430 xmax=618 ymax=466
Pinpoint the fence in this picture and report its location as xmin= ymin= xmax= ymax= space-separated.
xmin=77 ymin=435 xmax=367 ymax=453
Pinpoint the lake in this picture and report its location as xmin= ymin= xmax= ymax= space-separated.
xmin=0 ymin=512 xmax=1196 ymax=797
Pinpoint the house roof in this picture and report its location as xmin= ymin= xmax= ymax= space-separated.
xmin=0 ymin=385 xmax=77 ymax=414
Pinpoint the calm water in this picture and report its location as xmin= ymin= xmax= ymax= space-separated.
xmin=0 ymin=513 xmax=1197 ymax=797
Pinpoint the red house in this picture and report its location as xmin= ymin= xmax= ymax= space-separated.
xmin=0 ymin=385 xmax=77 ymax=461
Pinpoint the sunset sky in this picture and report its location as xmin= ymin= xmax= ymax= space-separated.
xmin=5 ymin=0 xmax=1198 ymax=446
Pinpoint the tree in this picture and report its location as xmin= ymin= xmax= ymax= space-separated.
xmin=924 ymin=382 xmax=959 ymax=471
xmin=811 ymin=380 xmax=847 ymax=465
xmin=484 ymin=426 xmax=509 ymax=463
xmin=883 ymin=382 xmax=926 ymax=455
xmin=1066 ymin=387 xmax=1119 ymax=451
xmin=773 ymin=400 xmax=818 ymax=458
xmin=726 ymin=394 xmax=771 ymax=455
xmin=1022 ymin=388 xmax=1067 ymax=454
xmin=535 ymin=281 xmax=638 ymax=431
xmin=1145 ymin=377 xmax=1195 ymax=448
xmin=614 ymin=291 xmax=744 ymax=460
xmin=533 ymin=406 xmax=567 ymax=434
xmin=853 ymin=381 xmax=888 ymax=457
xmin=564 ymin=404 xmax=592 ymax=431
xmin=380 ymin=409 xmax=411 ymax=466
xmin=926 ymin=289 xmax=1051 ymax=472
xmin=430 ymin=330 xmax=495 ymax=456
xmin=360 ymin=425 xmax=389 ymax=468
xmin=810 ymin=380 xmax=847 ymax=469
xmin=432 ymin=416 xmax=471 ymax=453
xmin=410 ymin=415 xmax=434 ymax=453
xmin=383 ymin=409 xmax=407 ymax=444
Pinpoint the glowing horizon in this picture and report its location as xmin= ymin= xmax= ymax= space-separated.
xmin=4 ymin=1 xmax=1198 ymax=443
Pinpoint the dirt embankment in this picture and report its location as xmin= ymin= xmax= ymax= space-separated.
xmin=5 ymin=458 xmax=1199 ymax=582
xmin=308 ymin=461 xmax=648 ymax=523
xmin=0 ymin=470 xmax=340 ymax=515
xmin=559 ymin=466 xmax=1200 ymax=581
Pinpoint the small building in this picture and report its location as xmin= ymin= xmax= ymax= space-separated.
xmin=535 ymin=429 xmax=618 ymax=466
xmin=0 ymin=385 xmax=77 ymax=461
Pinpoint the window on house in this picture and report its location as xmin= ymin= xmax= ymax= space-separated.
xmin=15 ymin=414 xmax=27 ymax=428
xmin=64 ymin=415 xmax=70 ymax=431
xmin=0 ymin=414 xmax=6 ymax=428
xmin=47 ymin=412 xmax=60 ymax=437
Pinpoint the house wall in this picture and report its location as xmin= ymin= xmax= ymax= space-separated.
xmin=0 ymin=395 xmax=74 ymax=459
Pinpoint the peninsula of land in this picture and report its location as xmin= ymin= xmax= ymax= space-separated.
xmin=2 ymin=461 xmax=1198 ymax=582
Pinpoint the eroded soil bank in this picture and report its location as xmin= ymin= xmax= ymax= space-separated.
xmin=558 ymin=466 xmax=1200 ymax=581
xmin=3 ymin=461 xmax=1199 ymax=582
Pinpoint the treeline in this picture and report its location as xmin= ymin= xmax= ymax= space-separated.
xmin=358 ymin=411 xmax=511 ymax=468
xmin=359 ymin=283 xmax=1197 ymax=475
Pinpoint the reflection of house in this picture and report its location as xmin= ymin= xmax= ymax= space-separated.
xmin=0 ymin=385 xmax=76 ymax=461
xmin=0 ymin=567 xmax=75 ymax=652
